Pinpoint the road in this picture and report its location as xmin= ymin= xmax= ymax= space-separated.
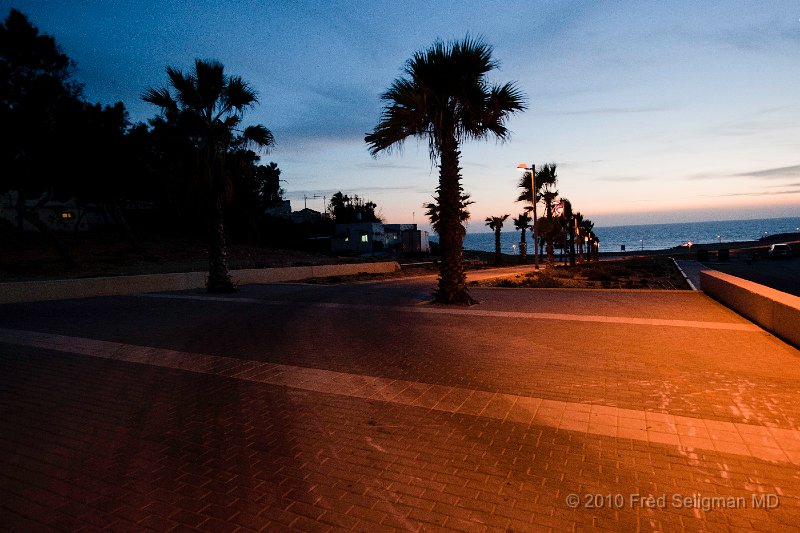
xmin=1 ymin=277 xmax=800 ymax=531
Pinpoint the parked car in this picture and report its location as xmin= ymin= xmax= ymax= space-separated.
xmin=768 ymin=243 xmax=792 ymax=259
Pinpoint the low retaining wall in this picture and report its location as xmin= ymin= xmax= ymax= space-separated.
xmin=700 ymin=270 xmax=800 ymax=347
xmin=0 ymin=261 xmax=400 ymax=304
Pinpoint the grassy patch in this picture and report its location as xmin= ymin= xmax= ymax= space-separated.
xmin=483 ymin=257 xmax=690 ymax=290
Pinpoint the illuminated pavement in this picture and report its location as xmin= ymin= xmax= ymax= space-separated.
xmin=1 ymin=278 xmax=799 ymax=531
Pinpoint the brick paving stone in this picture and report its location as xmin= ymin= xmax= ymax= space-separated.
xmin=3 ymin=285 xmax=800 ymax=531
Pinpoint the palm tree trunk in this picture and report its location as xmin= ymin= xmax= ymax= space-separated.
xmin=207 ymin=199 xmax=235 ymax=292
xmin=435 ymin=131 xmax=473 ymax=305
xmin=519 ymin=228 xmax=527 ymax=264
xmin=494 ymin=229 xmax=502 ymax=266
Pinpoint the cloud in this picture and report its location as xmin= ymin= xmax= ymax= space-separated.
xmin=364 ymin=162 xmax=426 ymax=171
xmin=286 ymin=184 xmax=430 ymax=196
xmin=686 ymin=165 xmax=800 ymax=181
xmin=712 ymin=188 xmax=800 ymax=198
xmin=594 ymin=176 xmax=652 ymax=182
xmin=277 ymin=82 xmax=382 ymax=143
xmin=543 ymin=105 xmax=668 ymax=117
xmin=710 ymin=24 xmax=800 ymax=52
xmin=733 ymin=165 xmax=800 ymax=179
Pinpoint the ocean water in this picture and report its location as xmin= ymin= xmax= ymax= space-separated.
xmin=432 ymin=217 xmax=800 ymax=253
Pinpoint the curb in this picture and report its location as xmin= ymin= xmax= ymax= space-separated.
xmin=0 ymin=262 xmax=400 ymax=304
xmin=700 ymin=270 xmax=800 ymax=348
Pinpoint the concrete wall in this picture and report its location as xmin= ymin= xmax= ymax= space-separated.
xmin=700 ymin=270 xmax=800 ymax=347
xmin=0 ymin=262 xmax=400 ymax=304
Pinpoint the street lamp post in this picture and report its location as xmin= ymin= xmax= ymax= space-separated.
xmin=517 ymin=163 xmax=538 ymax=270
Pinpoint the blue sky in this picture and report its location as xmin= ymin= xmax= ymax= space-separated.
xmin=3 ymin=0 xmax=799 ymax=229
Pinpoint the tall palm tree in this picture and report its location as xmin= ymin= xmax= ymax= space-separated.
xmin=536 ymin=164 xmax=558 ymax=265
xmin=582 ymin=219 xmax=597 ymax=261
xmin=366 ymin=37 xmax=525 ymax=304
xmin=573 ymin=211 xmax=585 ymax=261
xmin=513 ymin=212 xmax=531 ymax=263
xmin=516 ymin=169 xmax=539 ymax=265
xmin=561 ymin=198 xmax=576 ymax=266
xmin=579 ymin=216 xmax=595 ymax=262
xmin=485 ymin=214 xmax=509 ymax=266
xmin=143 ymin=59 xmax=274 ymax=292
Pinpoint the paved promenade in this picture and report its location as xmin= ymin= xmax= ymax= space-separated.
xmin=1 ymin=276 xmax=799 ymax=531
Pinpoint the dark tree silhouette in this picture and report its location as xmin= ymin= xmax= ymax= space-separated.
xmin=485 ymin=214 xmax=509 ymax=266
xmin=328 ymin=191 xmax=380 ymax=223
xmin=257 ymin=162 xmax=284 ymax=207
xmin=143 ymin=59 xmax=274 ymax=292
xmin=537 ymin=164 xmax=558 ymax=265
xmin=0 ymin=9 xmax=85 ymax=262
xmin=513 ymin=212 xmax=531 ymax=263
xmin=366 ymin=37 xmax=525 ymax=304
xmin=560 ymin=198 xmax=576 ymax=266
xmin=69 ymin=101 xmax=136 ymax=243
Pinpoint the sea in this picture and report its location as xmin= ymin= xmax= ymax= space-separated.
xmin=431 ymin=217 xmax=800 ymax=254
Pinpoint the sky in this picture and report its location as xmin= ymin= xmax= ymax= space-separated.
xmin=3 ymin=0 xmax=799 ymax=230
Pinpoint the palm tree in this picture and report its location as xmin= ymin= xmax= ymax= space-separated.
xmin=513 ymin=212 xmax=531 ymax=263
xmin=516 ymin=169 xmax=539 ymax=265
xmin=573 ymin=211 xmax=585 ymax=261
xmin=143 ymin=59 xmax=274 ymax=292
xmin=485 ymin=214 xmax=509 ymax=266
xmin=561 ymin=198 xmax=576 ymax=266
xmin=366 ymin=37 xmax=525 ymax=304
xmin=583 ymin=221 xmax=597 ymax=261
xmin=536 ymin=164 xmax=558 ymax=265
xmin=579 ymin=216 xmax=595 ymax=262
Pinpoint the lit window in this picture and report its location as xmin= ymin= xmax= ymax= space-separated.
xmin=360 ymin=233 xmax=369 ymax=243
xmin=61 ymin=212 xmax=75 ymax=220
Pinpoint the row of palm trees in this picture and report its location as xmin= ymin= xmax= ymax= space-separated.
xmin=486 ymin=163 xmax=599 ymax=267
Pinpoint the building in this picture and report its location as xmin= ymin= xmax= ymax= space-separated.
xmin=385 ymin=224 xmax=430 ymax=254
xmin=290 ymin=208 xmax=324 ymax=224
xmin=332 ymin=222 xmax=429 ymax=255
xmin=331 ymin=222 xmax=385 ymax=254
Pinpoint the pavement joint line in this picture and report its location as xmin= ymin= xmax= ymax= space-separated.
xmin=2 ymin=326 xmax=797 ymax=466
xmin=139 ymin=293 xmax=760 ymax=332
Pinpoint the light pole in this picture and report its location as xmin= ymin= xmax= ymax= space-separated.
xmin=517 ymin=163 xmax=538 ymax=270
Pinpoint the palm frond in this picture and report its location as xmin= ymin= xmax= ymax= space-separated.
xmin=141 ymin=87 xmax=177 ymax=114
xmin=242 ymin=125 xmax=275 ymax=149
xmin=225 ymin=76 xmax=258 ymax=111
